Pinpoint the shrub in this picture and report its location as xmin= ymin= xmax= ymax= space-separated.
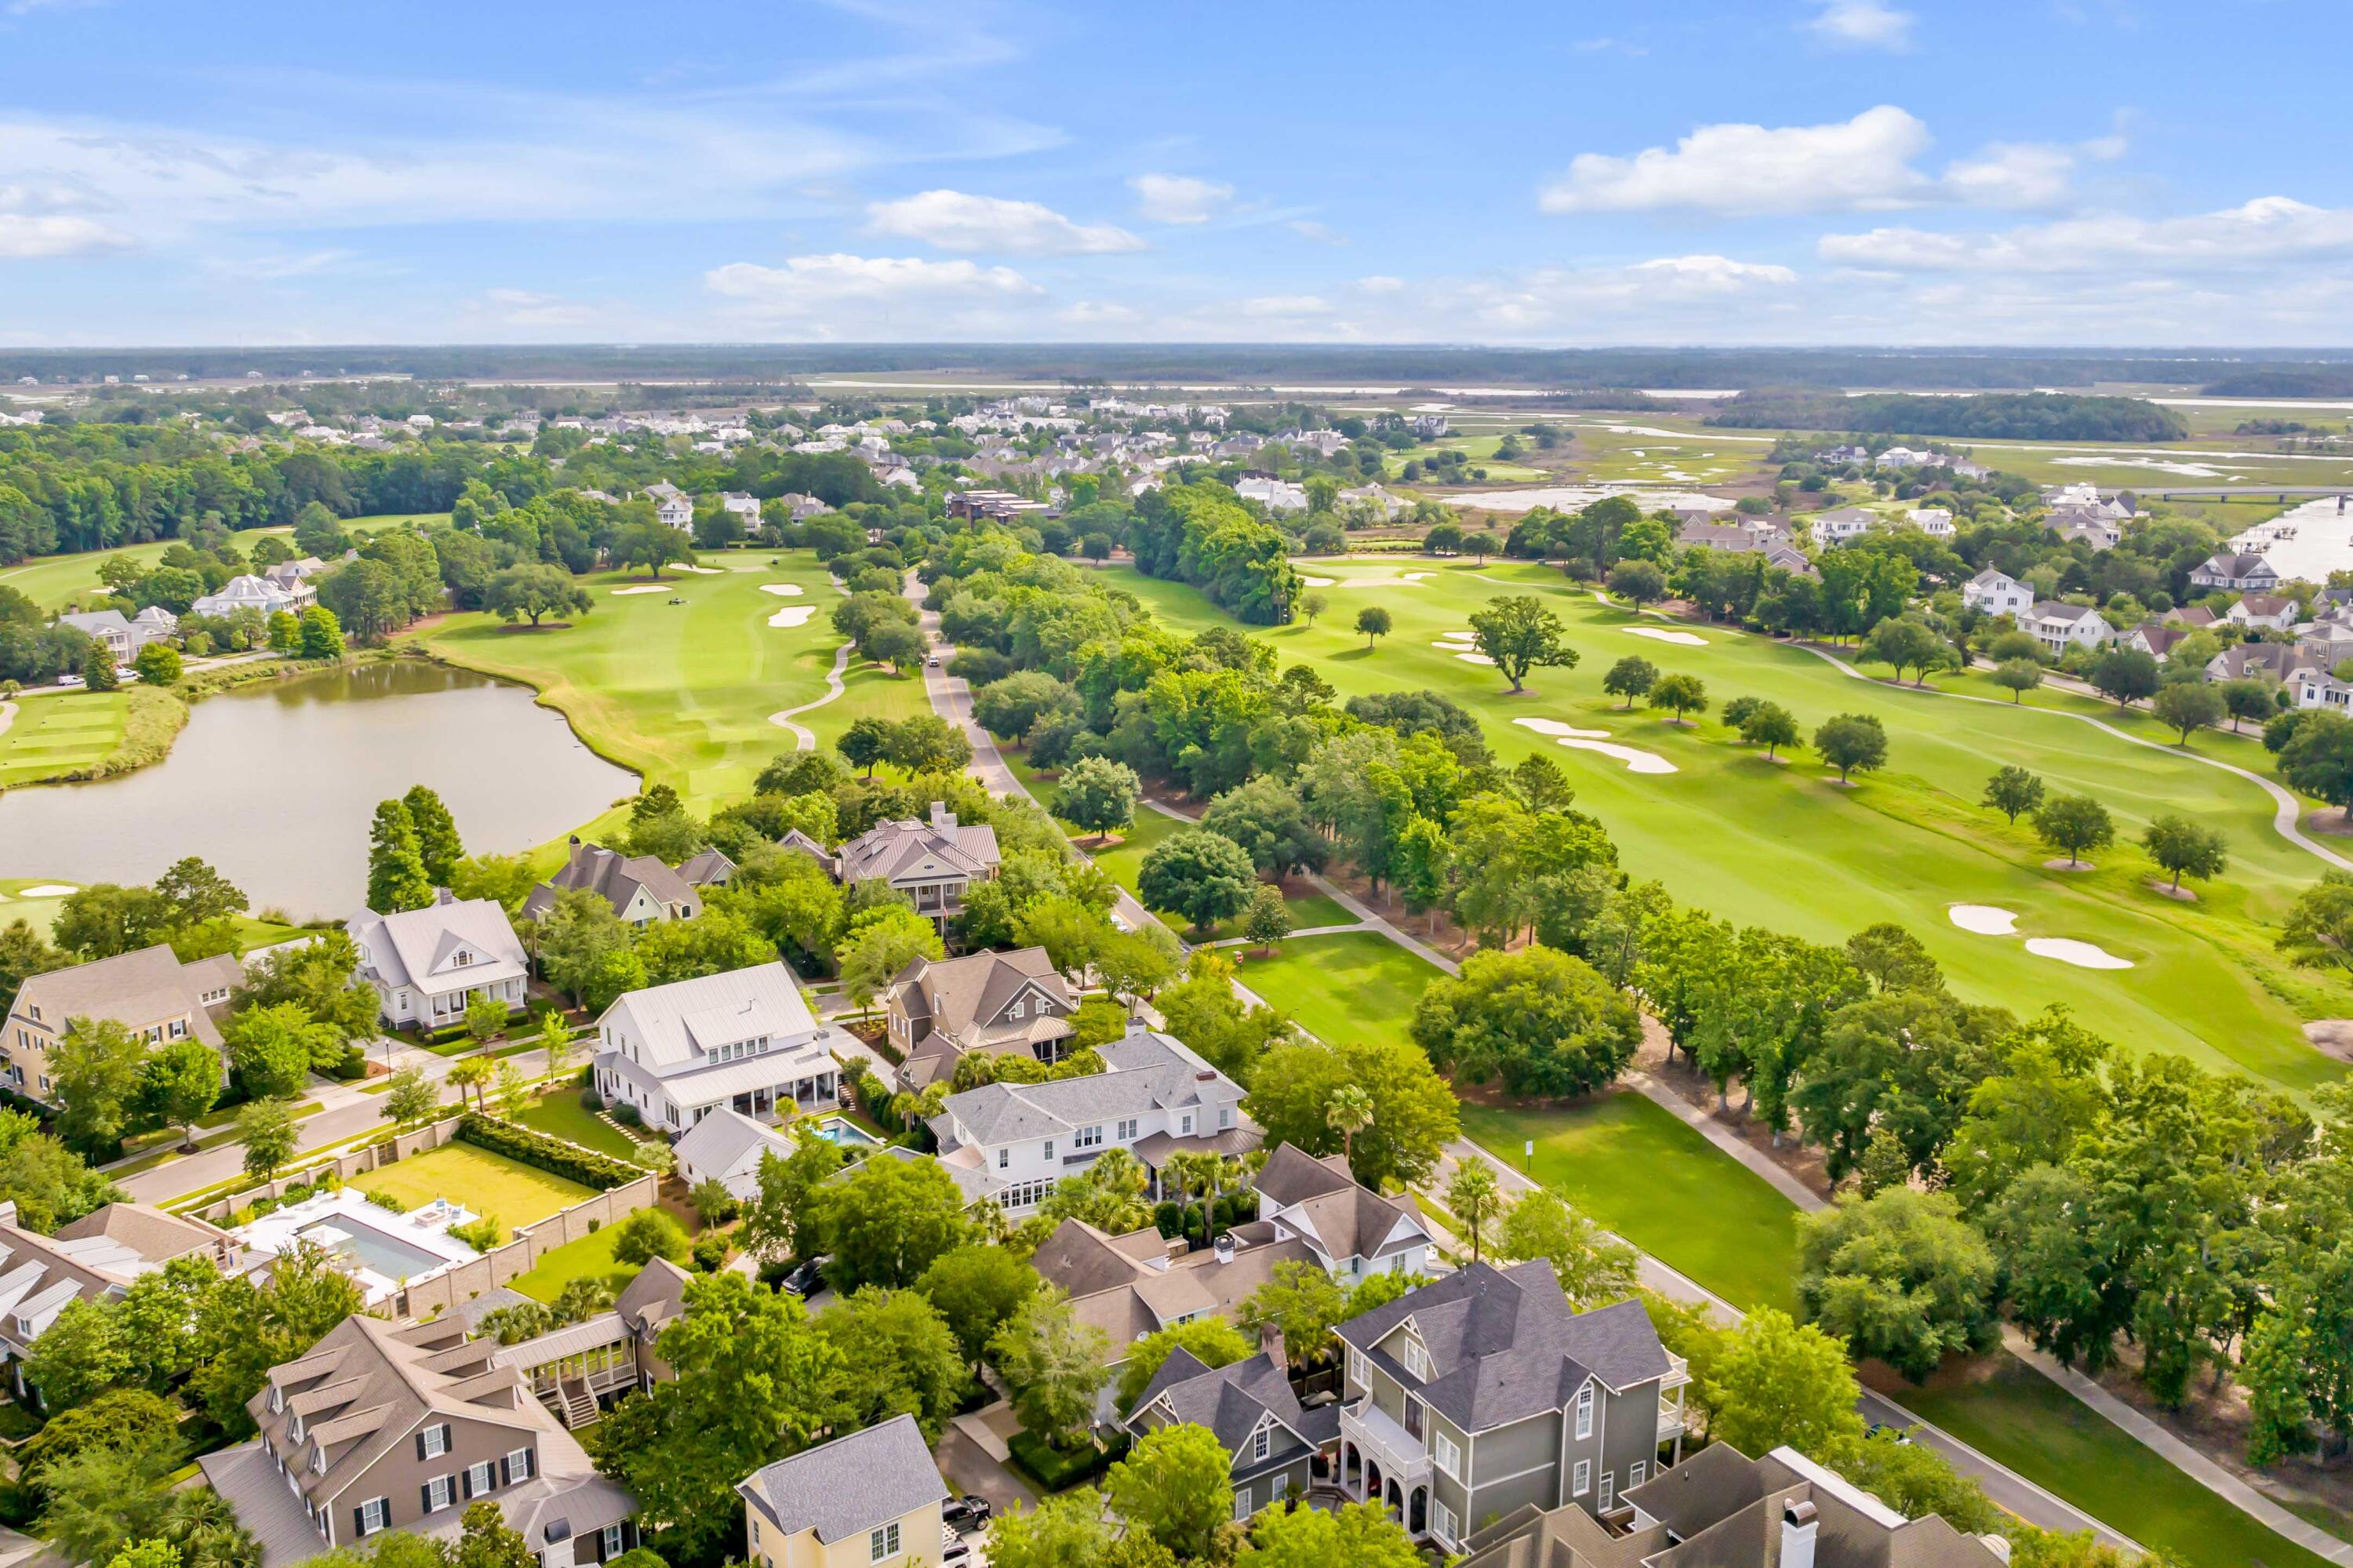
xmin=456 ymin=1113 xmax=640 ymax=1190
xmin=449 ymin=1214 xmax=506 ymax=1251
xmin=1007 ymin=1428 xmax=1126 ymax=1492
xmin=578 ymin=1086 xmax=602 ymax=1111
xmin=363 ymin=1189 xmax=408 ymax=1213
xmin=610 ymin=1207 xmax=689 ymax=1266
xmin=612 ymin=1103 xmax=643 ymax=1127
xmin=691 ymin=1234 xmax=729 ymax=1273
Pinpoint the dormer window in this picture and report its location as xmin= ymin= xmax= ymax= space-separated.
xmin=311 ymin=1444 xmax=327 ymax=1475
xmin=289 ymin=1416 xmax=306 ymax=1443
xmin=1009 ymin=999 xmax=1024 ymax=1020
xmin=1251 ymin=1424 xmax=1271 ymax=1462
xmin=1402 ymin=1338 xmax=1431 ymax=1381
xmin=271 ymin=1386 xmax=284 ymax=1413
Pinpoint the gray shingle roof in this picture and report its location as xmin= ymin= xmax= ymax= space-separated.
xmin=738 ymin=1414 xmax=947 ymax=1544
xmin=931 ymin=1029 xmax=1243 ymax=1148
xmin=1335 ymin=1261 xmax=1669 ymax=1434
xmin=520 ymin=842 xmax=701 ymax=923
xmin=8 ymin=944 xmax=238 ymax=1047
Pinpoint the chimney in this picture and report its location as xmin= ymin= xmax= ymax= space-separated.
xmin=1213 ymin=1233 xmax=1236 ymax=1264
xmin=1258 ymin=1321 xmax=1286 ymax=1369
xmin=1780 ymin=1500 xmax=1817 ymax=1568
xmin=569 ymin=835 xmax=580 ymax=848
xmin=929 ymin=802 xmax=956 ymax=833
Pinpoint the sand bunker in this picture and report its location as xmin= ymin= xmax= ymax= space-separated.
xmin=17 ymin=883 xmax=75 ymax=897
xmin=760 ymin=584 xmax=805 ymax=598
xmin=1948 ymin=905 xmax=2019 ymax=936
xmin=2025 ymin=937 xmax=2133 ymax=970
xmin=767 ymin=606 xmax=818 ymax=628
xmin=672 ymin=564 xmax=724 ymax=574
xmin=1454 ymin=653 xmax=1497 ymax=665
xmin=1329 ymin=573 xmax=1431 ymax=588
xmin=1623 ymin=627 xmax=1706 ymax=647
xmin=609 ymin=585 xmax=669 ymax=596
xmin=1300 ymin=575 xmax=1337 ymax=587
xmin=1511 ymin=717 xmax=1677 ymax=774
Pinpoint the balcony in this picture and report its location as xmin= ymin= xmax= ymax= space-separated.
xmin=1339 ymin=1398 xmax=1432 ymax=1490
xmin=1658 ymin=1352 xmax=1690 ymax=1444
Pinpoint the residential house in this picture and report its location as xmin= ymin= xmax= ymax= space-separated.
xmin=2048 ymin=508 xmax=2123 ymax=550
xmin=1873 ymin=446 xmax=1935 ymax=469
xmin=489 ymin=1260 xmax=693 ymax=1428
xmin=347 ymin=893 xmax=529 ymax=1031
xmin=1409 ymin=413 xmax=1449 ymax=438
xmin=884 ymin=947 xmax=1077 ymax=1090
xmin=1905 ymin=508 xmax=1954 ymax=537
xmin=671 ymin=1108 xmax=795 ymax=1204
xmin=772 ymin=493 xmax=829 ymax=522
xmin=593 ymin=962 xmax=842 ymax=1134
xmin=645 ymin=482 xmax=694 ymax=533
xmin=831 ymin=803 xmax=1002 ymax=934
xmin=929 ymin=1024 xmax=1255 ymax=1213
xmin=1235 ymin=474 xmax=1309 ymax=513
xmin=2295 ymin=667 xmax=2353 ymax=712
xmin=1338 ymin=482 xmax=1406 ymax=518
xmin=2209 ymin=642 xmax=2311 ymax=684
xmin=719 ymin=492 xmax=763 ymax=526
xmin=2164 ymin=604 xmax=2220 ymax=631
xmin=1252 ymin=1144 xmax=1435 ymax=1282
xmin=1333 ymin=1261 xmax=1686 ymax=1548
xmin=2025 ymin=601 xmax=2114 ymax=656
xmin=738 ymin=1415 xmax=947 ymax=1568
xmin=1960 ymin=568 xmax=2031 ymax=619
xmin=56 ymin=607 xmax=176 ymax=663
xmin=0 ymin=1200 xmax=240 ymax=1393
xmin=1125 ymin=1331 xmax=1338 ymax=1521
xmin=678 ymin=846 xmax=736 ymax=890
xmin=1806 ymin=507 xmax=1877 ymax=545
xmin=2189 ymin=551 xmax=2282 ymax=593
xmin=198 ymin=1313 xmax=637 ymax=1568
xmin=2126 ymin=623 xmax=2191 ymax=661
xmin=1456 ymin=1439 xmax=2009 ymax=1568
xmin=519 ymin=839 xmax=707 ymax=928
xmin=2228 ymin=592 xmax=2300 ymax=633
xmin=2300 ymin=619 xmax=2353 ymax=669
xmin=1760 ymin=542 xmax=1819 ymax=580
xmin=2 ymin=944 xmax=242 ymax=1101
xmin=192 ymin=573 xmax=311 ymax=620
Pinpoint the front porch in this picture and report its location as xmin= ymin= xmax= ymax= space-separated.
xmin=1337 ymin=1397 xmax=1435 ymax=1539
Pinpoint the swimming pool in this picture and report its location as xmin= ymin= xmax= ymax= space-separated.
xmin=811 ymin=1115 xmax=882 ymax=1148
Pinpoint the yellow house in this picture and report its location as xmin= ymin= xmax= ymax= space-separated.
xmin=738 ymin=1416 xmax=949 ymax=1568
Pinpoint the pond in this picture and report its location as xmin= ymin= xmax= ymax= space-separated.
xmin=0 ymin=661 xmax=636 ymax=919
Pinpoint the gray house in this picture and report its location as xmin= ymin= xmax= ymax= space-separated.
xmin=1331 ymin=1261 xmax=1686 ymax=1551
xmin=1123 ymin=1331 xmax=1339 ymax=1523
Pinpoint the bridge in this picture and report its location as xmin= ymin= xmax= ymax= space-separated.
xmin=2147 ymin=485 xmax=2353 ymax=504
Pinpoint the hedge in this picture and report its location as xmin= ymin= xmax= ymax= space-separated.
xmin=456 ymin=1113 xmax=639 ymax=1190
xmin=1006 ymin=1429 xmax=1126 ymax=1493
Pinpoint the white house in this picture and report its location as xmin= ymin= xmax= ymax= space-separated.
xmin=1235 ymin=475 xmax=1308 ymax=513
xmin=1807 ymin=507 xmax=1878 ymax=544
xmin=1875 ymin=446 xmax=1936 ymax=469
xmin=1906 ymin=508 xmax=1954 ymax=537
xmin=671 ymin=1107 xmax=795 ymax=1203
xmin=928 ymin=1024 xmax=1256 ymax=1213
xmin=1962 ymin=568 xmax=2032 ymax=619
xmin=593 ymin=962 xmax=843 ymax=1135
xmin=718 ymin=492 xmax=763 ymax=526
xmin=346 ymin=893 xmax=529 ymax=1031
xmin=643 ymin=482 xmax=693 ymax=533
xmin=2026 ymin=601 xmax=2115 ymax=656
xmin=2189 ymin=552 xmax=2282 ymax=593
xmin=2228 ymin=593 xmax=2300 ymax=633
xmin=1251 ymin=1144 xmax=1433 ymax=1281
xmin=192 ymin=574 xmax=311 ymax=620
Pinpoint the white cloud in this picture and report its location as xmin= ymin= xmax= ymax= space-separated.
xmin=1540 ymin=106 xmax=2111 ymax=216
xmin=1629 ymin=255 xmax=1800 ymax=288
xmin=1238 ymin=295 xmax=1333 ymax=317
xmin=1058 ymin=300 xmax=1138 ymax=325
xmin=1287 ymin=220 xmax=1347 ymax=246
xmin=1130 ymin=173 xmax=1233 ymax=224
xmin=0 ymin=211 xmax=130 ymax=257
xmin=704 ymin=253 xmax=1040 ymax=320
xmin=1358 ymin=275 xmax=1405 ymax=293
xmin=475 ymin=288 xmax=604 ymax=329
xmin=864 ymin=189 xmax=1143 ymax=254
xmin=1540 ymin=106 xmax=1933 ymax=215
xmin=1820 ymin=196 xmax=2353 ymax=272
xmin=1804 ymin=1 xmax=1916 ymax=51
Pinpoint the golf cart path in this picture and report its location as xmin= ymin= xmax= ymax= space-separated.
xmin=1792 ymin=641 xmax=2353 ymax=873
xmin=767 ymin=638 xmax=852 ymax=751
xmin=0 ymin=700 xmax=14 ymax=740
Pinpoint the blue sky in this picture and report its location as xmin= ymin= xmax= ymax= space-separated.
xmin=0 ymin=0 xmax=2346 ymax=347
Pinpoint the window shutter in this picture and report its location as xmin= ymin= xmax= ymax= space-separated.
xmin=461 ymin=1468 xmax=474 ymax=1500
xmin=499 ymin=1456 xmax=511 ymax=1488
xmin=416 ymin=1432 xmax=427 ymax=1461
xmin=518 ymin=1448 xmax=534 ymax=1479
xmin=353 ymin=1507 xmax=366 ymax=1539
xmin=420 ymin=1485 xmax=433 ymax=1515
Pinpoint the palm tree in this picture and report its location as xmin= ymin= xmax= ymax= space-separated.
xmin=1326 ymin=1085 xmax=1374 ymax=1172
xmin=1161 ymin=1150 xmax=1217 ymax=1242
xmin=446 ymin=1056 xmax=493 ymax=1113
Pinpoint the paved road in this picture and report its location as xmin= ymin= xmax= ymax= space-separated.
xmin=904 ymin=569 xmax=1162 ymax=943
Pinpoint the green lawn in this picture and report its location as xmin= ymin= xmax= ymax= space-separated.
xmin=355 ymin=1142 xmax=594 ymax=1229
xmin=404 ymin=555 xmax=843 ymax=815
xmin=506 ymin=1224 xmax=635 ymax=1304
xmin=1105 ymin=560 xmax=2352 ymax=1101
xmin=0 ymin=693 xmax=127 ymax=784
xmin=0 ymin=526 xmax=295 ymax=611
xmin=1226 ymin=930 xmax=1442 ymax=1052
xmin=1460 ymin=1095 xmax=1802 ymax=1315
xmin=1897 ymin=1358 xmax=2337 ymax=1568
xmin=512 ymin=1088 xmax=638 ymax=1159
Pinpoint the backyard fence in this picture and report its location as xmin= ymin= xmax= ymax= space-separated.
xmin=178 ymin=1112 xmax=661 ymax=1321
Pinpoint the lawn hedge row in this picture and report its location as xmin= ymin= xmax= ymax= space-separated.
xmin=1006 ymin=1429 xmax=1126 ymax=1493
xmin=456 ymin=1113 xmax=638 ymax=1190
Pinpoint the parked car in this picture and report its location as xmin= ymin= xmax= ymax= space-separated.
xmin=942 ymin=1497 xmax=993 ymax=1532
xmin=940 ymin=1529 xmax=971 ymax=1566
xmin=780 ymin=1257 xmax=828 ymax=1297
xmin=55 ymin=674 xmax=83 ymax=688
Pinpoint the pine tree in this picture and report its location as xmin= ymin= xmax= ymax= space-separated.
xmin=367 ymin=799 xmax=432 ymax=913
xmin=402 ymin=784 xmax=465 ymax=886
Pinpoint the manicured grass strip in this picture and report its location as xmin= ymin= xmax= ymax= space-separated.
xmin=1459 ymin=1096 xmax=1802 ymax=1317
xmin=1228 ymin=930 xmax=1443 ymax=1053
xmin=353 ymin=1141 xmax=593 ymax=1228
xmin=507 ymin=1224 xmax=633 ymax=1304
xmin=0 ymin=693 xmax=127 ymax=784
xmin=512 ymin=1088 xmax=638 ymax=1159
xmin=1896 ymin=1357 xmax=2337 ymax=1568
